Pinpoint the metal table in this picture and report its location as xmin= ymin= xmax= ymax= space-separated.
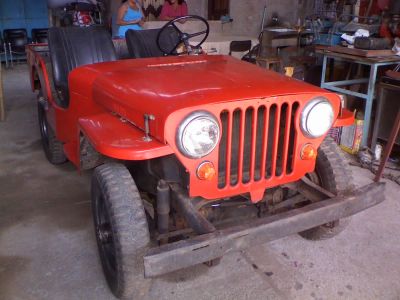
xmin=317 ymin=49 xmax=400 ymax=147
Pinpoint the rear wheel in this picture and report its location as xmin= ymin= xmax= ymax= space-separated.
xmin=298 ymin=138 xmax=354 ymax=240
xmin=37 ymin=99 xmax=66 ymax=164
xmin=91 ymin=163 xmax=151 ymax=299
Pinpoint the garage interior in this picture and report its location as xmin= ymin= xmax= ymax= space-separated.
xmin=1 ymin=0 xmax=400 ymax=299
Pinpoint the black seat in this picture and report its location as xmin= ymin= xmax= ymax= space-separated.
xmin=229 ymin=40 xmax=252 ymax=56
xmin=4 ymin=28 xmax=28 ymax=53
xmin=113 ymin=38 xmax=131 ymax=60
xmin=48 ymin=26 xmax=117 ymax=107
xmin=125 ymin=28 xmax=179 ymax=58
xmin=32 ymin=28 xmax=49 ymax=44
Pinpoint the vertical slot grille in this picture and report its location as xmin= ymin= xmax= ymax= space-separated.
xmin=218 ymin=102 xmax=299 ymax=189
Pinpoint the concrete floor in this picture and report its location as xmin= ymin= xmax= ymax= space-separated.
xmin=1 ymin=65 xmax=400 ymax=300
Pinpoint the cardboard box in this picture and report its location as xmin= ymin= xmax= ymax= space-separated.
xmin=340 ymin=118 xmax=364 ymax=154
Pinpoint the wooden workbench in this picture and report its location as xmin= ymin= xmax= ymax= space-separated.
xmin=316 ymin=45 xmax=397 ymax=58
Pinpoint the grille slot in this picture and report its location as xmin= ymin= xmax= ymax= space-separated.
xmin=218 ymin=102 xmax=299 ymax=189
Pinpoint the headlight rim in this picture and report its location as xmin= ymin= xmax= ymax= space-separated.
xmin=176 ymin=110 xmax=220 ymax=159
xmin=301 ymin=97 xmax=334 ymax=138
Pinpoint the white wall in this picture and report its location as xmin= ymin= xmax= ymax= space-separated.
xmin=186 ymin=0 xmax=208 ymax=17
xmin=186 ymin=0 xmax=299 ymax=37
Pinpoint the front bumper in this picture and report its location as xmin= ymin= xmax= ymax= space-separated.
xmin=144 ymin=182 xmax=385 ymax=278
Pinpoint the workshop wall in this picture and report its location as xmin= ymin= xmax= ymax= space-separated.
xmin=0 ymin=0 xmax=49 ymax=38
xmin=186 ymin=0 xmax=208 ymax=18
xmin=187 ymin=0 xmax=300 ymax=36
xmin=110 ymin=0 xmax=300 ymax=37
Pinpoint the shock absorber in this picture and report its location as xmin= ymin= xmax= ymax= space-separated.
xmin=157 ymin=180 xmax=170 ymax=245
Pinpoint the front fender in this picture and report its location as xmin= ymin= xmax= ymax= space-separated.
xmin=78 ymin=113 xmax=173 ymax=162
xmin=333 ymin=108 xmax=355 ymax=127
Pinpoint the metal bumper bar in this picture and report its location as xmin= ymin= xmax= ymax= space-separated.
xmin=144 ymin=182 xmax=385 ymax=278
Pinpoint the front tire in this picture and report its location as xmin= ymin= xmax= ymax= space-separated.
xmin=299 ymin=138 xmax=354 ymax=240
xmin=91 ymin=163 xmax=151 ymax=299
xmin=37 ymin=100 xmax=66 ymax=164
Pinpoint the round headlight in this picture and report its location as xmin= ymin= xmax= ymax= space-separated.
xmin=177 ymin=111 xmax=220 ymax=158
xmin=301 ymin=98 xmax=334 ymax=138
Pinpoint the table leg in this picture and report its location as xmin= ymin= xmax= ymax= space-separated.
xmin=361 ymin=64 xmax=378 ymax=147
xmin=328 ymin=57 xmax=335 ymax=81
xmin=371 ymin=84 xmax=385 ymax=152
xmin=321 ymin=55 xmax=328 ymax=86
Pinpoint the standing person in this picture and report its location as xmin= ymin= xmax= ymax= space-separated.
xmin=117 ymin=0 xmax=145 ymax=37
xmin=159 ymin=0 xmax=188 ymax=21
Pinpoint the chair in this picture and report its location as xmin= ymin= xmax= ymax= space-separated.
xmin=48 ymin=26 xmax=117 ymax=108
xmin=4 ymin=29 xmax=28 ymax=66
xmin=0 ymin=34 xmax=8 ymax=68
xmin=32 ymin=28 xmax=49 ymax=44
xmin=229 ymin=40 xmax=252 ymax=57
xmin=125 ymin=28 xmax=180 ymax=58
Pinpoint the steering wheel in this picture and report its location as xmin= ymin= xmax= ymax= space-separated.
xmin=156 ymin=15 xmax=210 ymax=56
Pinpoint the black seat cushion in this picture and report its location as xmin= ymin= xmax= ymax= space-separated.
xmin=32 ymin=28 xmax=49 ymax=44
xmin=4 ymin=29 xmax=28 ymax=53
xmin=125 ymin=28 xmax=179 ymax=58
xmin=48 ymin=26 xmax=116 ymax=107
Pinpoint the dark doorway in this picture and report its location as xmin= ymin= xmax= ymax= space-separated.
xmin=208 ymin=0 xmax=230 ymax=20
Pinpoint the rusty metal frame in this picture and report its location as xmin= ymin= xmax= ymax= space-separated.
xmin=144 ymin=182 xmax=385 ymax=278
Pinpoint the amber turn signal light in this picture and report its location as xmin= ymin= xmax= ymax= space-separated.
xmin=196 ymin=161 xmax=216 ymax=181
xmin=301 ymin=144 xmax=317 ymax=160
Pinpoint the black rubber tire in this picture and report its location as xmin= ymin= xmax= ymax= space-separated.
xmin=91 ymin=163 xmax=151 ymax=299
xmin=299 ymin=138 xmax=354 ymax=240
xmin=37 ymin=100 xmax=67 ymax=164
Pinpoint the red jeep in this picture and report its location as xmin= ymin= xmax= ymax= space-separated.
xmin=27 ymin=17 xmax=384 ymax=299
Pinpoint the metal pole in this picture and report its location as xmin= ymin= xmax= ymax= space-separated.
xmin=260 ymin=5 xmax=267 ymax=32
xmin=374 ymin=110 xmax=400 ymax=182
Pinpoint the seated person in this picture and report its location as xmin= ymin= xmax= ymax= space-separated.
xmin=117 ymin=0 xmax=145 ymax=37
xmin=159 ymin=0 xmax=188 ymax=21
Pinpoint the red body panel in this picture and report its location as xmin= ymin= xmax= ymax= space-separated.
xmin=164 ymin=95 xmax=339 ymax=201
xmin=27 ymin=47 xmax=350 ymax=202
xmin=89 ymin=55 xmax=327 ymax=142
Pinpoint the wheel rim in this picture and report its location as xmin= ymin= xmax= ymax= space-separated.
xmin=95 ymin=194 xmax=117 ymax=278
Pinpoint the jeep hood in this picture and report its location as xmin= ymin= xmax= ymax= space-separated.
xmin=74 ymin=55 xmax=332 ymax=142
